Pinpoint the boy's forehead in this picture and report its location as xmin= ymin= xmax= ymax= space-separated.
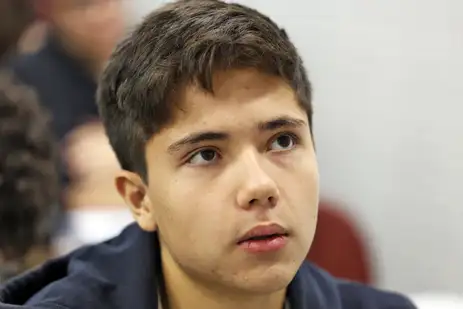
xmin=163 ymin=70 xmax=303 ymax=134
xmin=174 ymin=69 xmax=295 ymax=116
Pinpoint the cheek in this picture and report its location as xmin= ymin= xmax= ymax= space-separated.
xmin=276 ymin=161 xmax=319 ymax=256
xmin=170 ymin=173 xmax=236 ymax=231
xmin=153 ymin=190 xmax=230 ymax=264
xmin=296 ymin=163 xmax=319 ymax=240
xmin=280 ymin=153 xmax=319 ymax=220
xmin=152 ymin=182 xmax=221 ymax=240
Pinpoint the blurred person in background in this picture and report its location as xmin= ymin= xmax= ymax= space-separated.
xmin=8 ymin=0 xmax=125 ymax=167
xmin=6 ymin=0 xmax=127 ymax=251
xmin=0 ymin=71 xmax=58 ymax=282
xmin=54 ymin=121 xmax=133 ymax=253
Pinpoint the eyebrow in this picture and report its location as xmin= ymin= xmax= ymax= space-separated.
xmin=257 ymin=116 xmax=307 ymax=131
xmin=168 ymin=132 xmax=229 ymax=154
xmin=167 ymin=116 xmax=307 ymax=154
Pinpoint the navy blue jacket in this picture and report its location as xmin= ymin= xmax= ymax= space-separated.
xmin=0 ymin=224 xmax=417 ymax=309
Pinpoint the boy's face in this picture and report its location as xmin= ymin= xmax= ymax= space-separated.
xmin=119 ymin=69 xmax=319 ymax=293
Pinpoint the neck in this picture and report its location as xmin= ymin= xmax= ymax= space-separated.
xmin=159 ymin=248 xmax=287 ymax=309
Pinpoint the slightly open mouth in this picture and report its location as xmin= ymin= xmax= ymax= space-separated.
xmin=238 ymin=233 xmax=288 ymax=244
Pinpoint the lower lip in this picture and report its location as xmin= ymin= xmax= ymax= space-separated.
xmin=238 ymin=235 xmax=288 ymax=253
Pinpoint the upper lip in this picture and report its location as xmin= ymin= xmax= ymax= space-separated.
xmin=237 ymin=223 xmax=288 ymax=244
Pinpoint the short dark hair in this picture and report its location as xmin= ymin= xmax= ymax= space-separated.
xmin=97 ymin=0 xmax=312 ymax=180
xmin=0 ymin=71 xmax=58 ymax=260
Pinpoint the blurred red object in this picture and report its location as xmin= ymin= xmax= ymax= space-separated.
xmin=307 ymin=199 xmax=373 ymax=284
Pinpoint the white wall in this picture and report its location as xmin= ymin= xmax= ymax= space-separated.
xmin=123 ymin=0 xmax=169 ymax=26
xmin=124 ymin=0 xmax=463 ymax=294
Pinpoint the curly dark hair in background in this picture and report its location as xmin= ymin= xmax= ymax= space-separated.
xmin=0 ymin=71 xmax=58 ymax=261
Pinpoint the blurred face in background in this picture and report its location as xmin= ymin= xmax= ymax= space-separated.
xmin=64 ymin=121 xmax=125 ymax=209
xmin=45 ymin=0 xmax=124 ymax=71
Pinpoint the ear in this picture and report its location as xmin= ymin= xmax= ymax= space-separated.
xmin=115 ymin=171 xmax=156 ymax=232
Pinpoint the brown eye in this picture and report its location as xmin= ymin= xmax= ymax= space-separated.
xmin=187 ymin=149 xmax=219 ymax=165
xmin=269 ymin=134 xmax=297 ymax=151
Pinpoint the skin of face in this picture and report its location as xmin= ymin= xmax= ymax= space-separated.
xmin=116 ymin=69 xmax=319 ymax=308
